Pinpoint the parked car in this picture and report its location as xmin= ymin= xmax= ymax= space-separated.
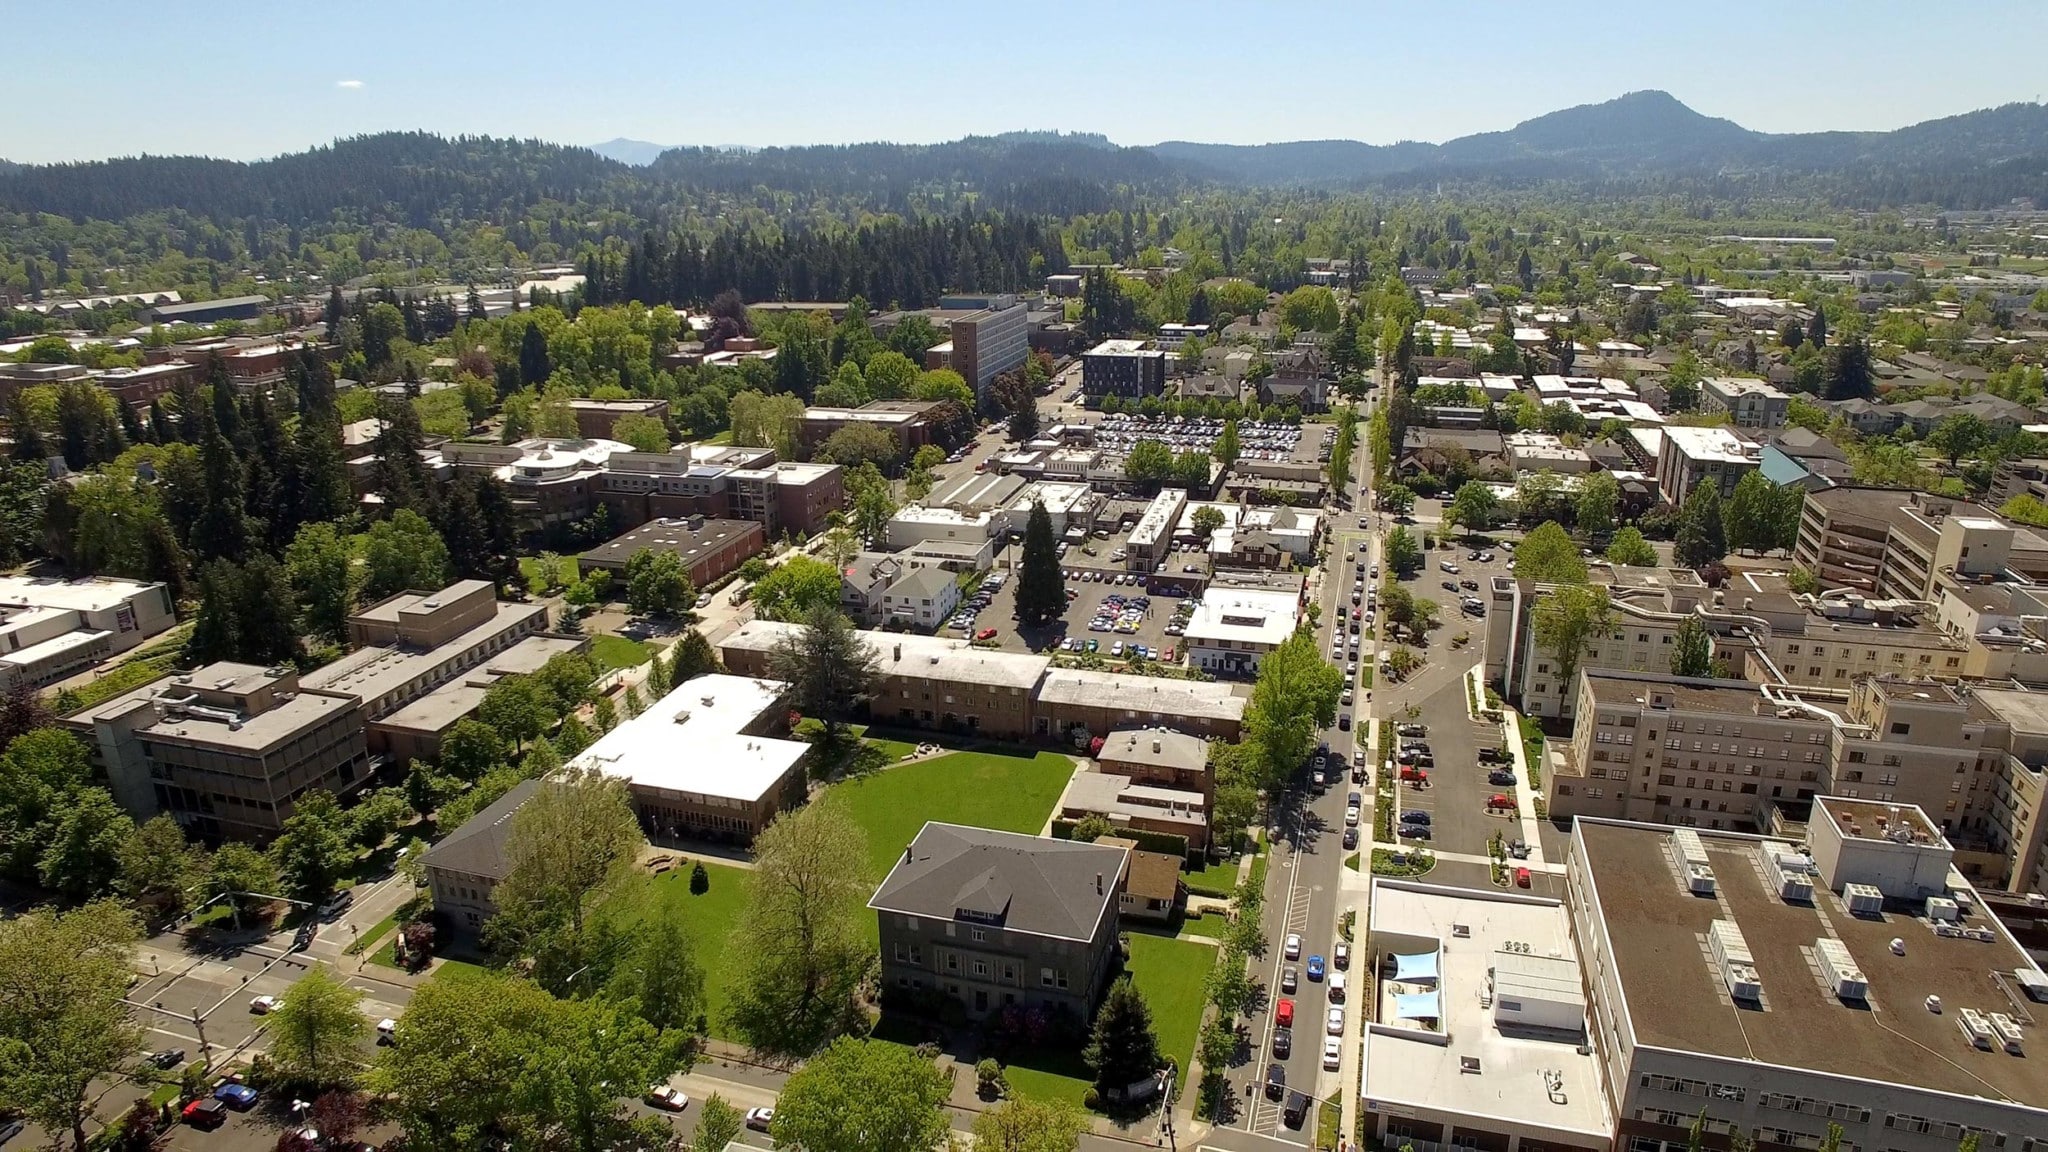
xmin=1399 ymin=766 xmax=1429 ymax=783
xmin=147 ymin=1048 xmax=186 ymax=1070
xmin=1323 ymin=1035 xmax=1343 ymax=1070
xmin=1488 ymin=770 xmax=1517 ymax=786
xmin=1342 ymin=826 xmax=1359 ymax=849
xmin=1486 ymin=793 xmax=1514 ymax=810
xmin=1403 ymin=810 xmax=1432 ymax=826
xmin=1306 ymin=954 xmax=1326 ymax=981
xmin=1397 ymin=724 xmax=1427 ymax=737
xmin=1334 ymin=942 xmax=1350 ymax=969
xmin=249 ymin=995 xmax=279 ymax=1014
xmin=1283 ymin=1089 xmax=1310 ymax=1128
xmin=1507 ymin=840 xmax=1532 ymax=860
xmin=1330 ymin=970 xmax=1348 ymax=1003
xmin=1281 ymin=966 xmax=1298 ymax=993
xmin=745 ymin=1107 xmax=776 ymax=1132
xmin=1266 ymin=1063 xmax=1288 ymax=1101
xmin=1344 ymin=805 xmax=1360 ymax=827
xmin=1284 ymin=932 xmax=1302 ymax=960
xmin=1326 ymin=1006 xmax=1345 ymax=1035
xmin=1516 ymin=867 xmax=1533 ymax=887
xmin=1276 ymin=998 xmax=1295 ymax=1028
xmin=1272 ymin=1027 xmax=1292 ymax=1058
xmin=214 ymin=1084 xmax=259 ymax=1111
xmin=181 ymin=1099 xmax=228 ymax=1129
xmin=643 ymin=1086 xmax=688 ymax=1111
xmin=1399 ymin=823 xmax=1433 ymax=840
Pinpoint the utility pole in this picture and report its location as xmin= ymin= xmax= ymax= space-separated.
xmin=192 ymin=1007 xmax=209 ymax=1064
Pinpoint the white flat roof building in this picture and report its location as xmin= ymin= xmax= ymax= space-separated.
xmin=569 ymin=673 xmax=806 ymax=805
xmin=885 ymin=505 xmax=997 ymax=550
xmin=1361 ymin=879 xmax=1611 ymax=1152
xmin=1183 ymin=588 xmax=1299 ymax=677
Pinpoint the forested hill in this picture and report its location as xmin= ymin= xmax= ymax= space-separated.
xmin=0 ymin=133 xmax=634 ymax=228
xmin=4 ymin=92 xmax=2048 ymax=229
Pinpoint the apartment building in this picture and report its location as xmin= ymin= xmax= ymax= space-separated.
xmin=0 ymin=575 xmax=175 ymax=690
xmin=64 ymin=662 xmax=370 ymax=842
xmin=1699 ymin=376 xmax=1790 ymax=428
xmin=800 ymin=400 xmax=949 ymax=456
xmin=600 ymin=445 xmax=843 ymax=539
xmin=1547 ymin=670 xmax=2048 ymax=893
xmin=872 ymin=822 xmax=1127 ymax=1023
xmin=946 ymin=299 xmax=1030 ymax=400
xmin=1565 ymin=813 xmax=2048 ymax=1152
xmin=1033 ymin=669 xmax=1246 ymax=743
xmin=1654 ymin=426 xmax=1762 ymax=504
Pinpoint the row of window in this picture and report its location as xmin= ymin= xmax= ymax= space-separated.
xmin=1760 ymin=1092 xmax=1870 ymax=1123
xmin=1639 ymin=1073 xmax=1746 ymax=1101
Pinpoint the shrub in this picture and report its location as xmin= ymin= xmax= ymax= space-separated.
xmin=975 ymin=1058 xmax=1007 ymax=1099
xmin=689 ymin=861 xmax=709 ymax=894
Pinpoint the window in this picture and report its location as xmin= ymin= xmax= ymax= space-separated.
xmin=1040 ymin=967 xmax=1056 ymax=987
xmin=971 ymin=928 xmax=987 ymax=942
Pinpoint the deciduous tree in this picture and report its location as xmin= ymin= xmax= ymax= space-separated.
xmin=1603 ymin=526 xmax=1659 ymax=567
xmin=1671 ymin=616 xmax=1714 ymax=678
xmin=771 ymin=1037 xmax=950 ymax=1152
xmin=751 ymin=554 xmax=844 ymax=622
xmin=1512 ymin=521 xmax=1586 ymax=584
xmin=1675 ymin=483 xmax=1728 ymax=569
xmin=0 ymin=901 xmax=144 ymax=1152
xmin=1532 ymin=585 xmax=1613 ymax=689
xmin=972 ymin=1097 xmax=1089 ymax=1152
xmin=267 ymin=965 xmax=367 ymax=1089
xmin=726 ymin=799 xmax=874 ymax=1055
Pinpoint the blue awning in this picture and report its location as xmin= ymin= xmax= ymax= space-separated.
xmin=1394 ymin=990 xmax=1442 ymax=1020
xmin=1392 ymin=951 xmax=1440 ymax=982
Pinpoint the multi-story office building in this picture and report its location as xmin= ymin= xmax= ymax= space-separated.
xmin=1081 ymin=340 xmax=1168 ymax=398
xmin=1547 ymin=670 xmax=2048 ymax=893
xmin=720 ymin=622 xmax=1246 ymax=744
xmin=304 ymin=579 xmax=581 ymax=763
xmin=872 ymin=822 xmax=1127 ymax=1022
xmin=947 ymin=299 xmax=1030 ymax=401
xmin=1794 ymin=487 xmax=2048 ymax=599
xmin=0 ymin=575 xmax=175 ymax=690
xmin=64 ymin=662 xmax=371 ymax=842
xmin=1183 ymin=588 xmax=1301 ymax=678
xmin=577 ymin=516 xmax=766 ymax=588
xmin=1565 ymin=810 xmax=2048 ymax=1152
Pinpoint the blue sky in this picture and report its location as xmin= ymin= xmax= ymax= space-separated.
xmin=7 ymin=0 xmax=2044 ymax=163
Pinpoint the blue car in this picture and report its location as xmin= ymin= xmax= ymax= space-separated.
xmin=1306 ymin=954 xmax=1326 ymax=981
xmin=214 ymin=1083 xmax=258 ymax=1110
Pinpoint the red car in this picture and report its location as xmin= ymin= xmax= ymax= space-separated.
xmin=1399 ymin=766 xmax=1429 ymax=783
xmin=1487 ymin=793 xmax=1513 ymax=810
xmin=1515 ymin=867 xmax=1532 ymax=888
xmin=1163 ymin=645 xmax=1175 ymax=661
xmin=1276 ymin=998 xmax=1296 ymax=1028
xmin=182 ymin=1098 xmax=228 ymax=1129
xmin=975 ymin=628 xmax=998 ymax=641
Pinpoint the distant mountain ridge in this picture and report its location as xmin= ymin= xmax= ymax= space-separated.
xmin=1150 ymin=90 xmax=2048 ymax=187
xmin=589 ymin=137 xmax=672 ymax=166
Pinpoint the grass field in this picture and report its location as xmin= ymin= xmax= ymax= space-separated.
xmin=832 ymin=749 xmax=1075 ymax=883
xmin=1003 ymin=932 xmax=1214 ymax=1109
xmin=637 ymin=860 xmax=753 ymax=1038
xmin=588 ymin=633 xmax=657 ymax=671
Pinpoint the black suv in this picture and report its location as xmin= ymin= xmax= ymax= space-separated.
xmin=1265 ymin=1063 xmax=1288 ymax=1100
xmin=1272 ymin=1027 xmax=1292 ymax=1058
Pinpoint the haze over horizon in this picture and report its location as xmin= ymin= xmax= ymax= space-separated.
xmin=6 ymin=0 xmax=2045 ymax=165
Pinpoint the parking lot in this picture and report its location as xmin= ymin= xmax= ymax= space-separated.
xmin=960 ymin=538 xmax=1201 ymax=666
xmin=1089 ymin=412 xmax=1330 ymax=466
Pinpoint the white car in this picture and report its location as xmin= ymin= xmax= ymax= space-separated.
xmin=643 ymin=1086 xmax=689 ymax=1111
xmin=1344 ymin=806 xmax=1360 ymax=827
xmin=1284 ymin=933 xmax=1302 ymax=960
xmin=1323 ymin=1035 xmax=1342 ymax=1069
xmin=1326 ymin=1006 xmax=1346 ymax=1035
xmin=1329 ymin=971 xmax=1348 ymax=1003
xmin=248 ymin=995 xmax=279 ymax=1015
xmin=745 ymin=1107 xmax=775 ymax=1132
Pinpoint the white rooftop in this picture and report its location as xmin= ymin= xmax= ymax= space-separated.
xmin=1184 ymin=588 xmax=1298 ymax=649
xmin=1662 ymin=425 xmax=1761 ymax=464
xmin=0 ymin=574 xmax=160 ymax=614
xmin=568 ymin=673 xmax=806 ymax=803
xmin=1362 ymin=880 xmax=1610 ymax=1146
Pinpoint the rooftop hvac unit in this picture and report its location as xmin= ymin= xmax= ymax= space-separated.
xmin=1844 ymin=883 xmax=1885 ymax=915
xmin=1989 ymin=1013 xmax=2024 ymax=1055
xmin=1672 ymin=827 xmax=1717 ymax=894
xmin=1958 ymin=1007 xmax=1995 ymax=1050
xmin=1709 ymin=920 xmax=1761 ymax=1001
xmin=1763 ymin=847 xmax=1816 ymax=902
xmin=1814 ymin=938 xmax=1867 ymax=1001
xmin=1926 ymin=896 xmax=1961 ymax=922
xmin=2015 ymin=968 xmax=2048 ymax=1003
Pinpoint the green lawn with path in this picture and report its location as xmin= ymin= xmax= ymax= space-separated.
xmin=832 ymin=748 xmax=1075 ymax=883
xmin=588 ymin=633 xmax=657 ymax=671
xmin=634 ymin=860 xmax=753 ymax=1038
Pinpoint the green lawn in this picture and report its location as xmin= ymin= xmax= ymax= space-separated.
xmin=832 ymin=749 xmax=1076 ymax=884
xmin=1183 ymin=854 xmax=1241 ymax=898
xmin=517 ymin=555 xmax=579 ymax=590
xmin=634 ymin=861 xmax=754 ymax=1038
xmin=589 ymin=633 xmax=657 ymax=671
xmin=1003 ymin=933 xmax=1214 ymax=1110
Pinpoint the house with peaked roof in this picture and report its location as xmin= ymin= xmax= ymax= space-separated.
xmin=870 ymin=822 xmax=1127 ymax=1022
xmin=420 ymin=778 xmax=544 ymax=939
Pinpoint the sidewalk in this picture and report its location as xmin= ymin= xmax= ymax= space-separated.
xmin=1498 ymin=704 xmax=1548 ymax=868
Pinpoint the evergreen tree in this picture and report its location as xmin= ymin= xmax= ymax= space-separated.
xmin=1823 ymin=334 xmax=1873 ymax=401
xmin=669 ymin=629 xmax=721 ymax=683
xmin=186 ymin=561 xmax=244 ymax=664
xmin=518 ymin=320 xmax=552 ymax=388
xmin=1675 ymin=483 xmax=1728 ymax=569
xmin=1008 ymin=400 xmax=1041 ymax=443
xmin=190 ymin=429 xmax=252 ymax=563
xmin=1016 ymin=500 xmax=1064 ymax=627
xmin=1084 ymin=976 xmax=1162 ymax=1095
xmin=373 ymin=397 xmax=434 ymax=514
xmin=1806 ymin=309 xmax=1828 ymax=348
xmin=767 ymin=606 xmax=881 ymax=753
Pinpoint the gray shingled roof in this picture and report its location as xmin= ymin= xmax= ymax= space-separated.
xmin=868 ymin=822 xmax=1126 ymax=942
xmin=418 ymin=778 xmax=543 ymax=881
